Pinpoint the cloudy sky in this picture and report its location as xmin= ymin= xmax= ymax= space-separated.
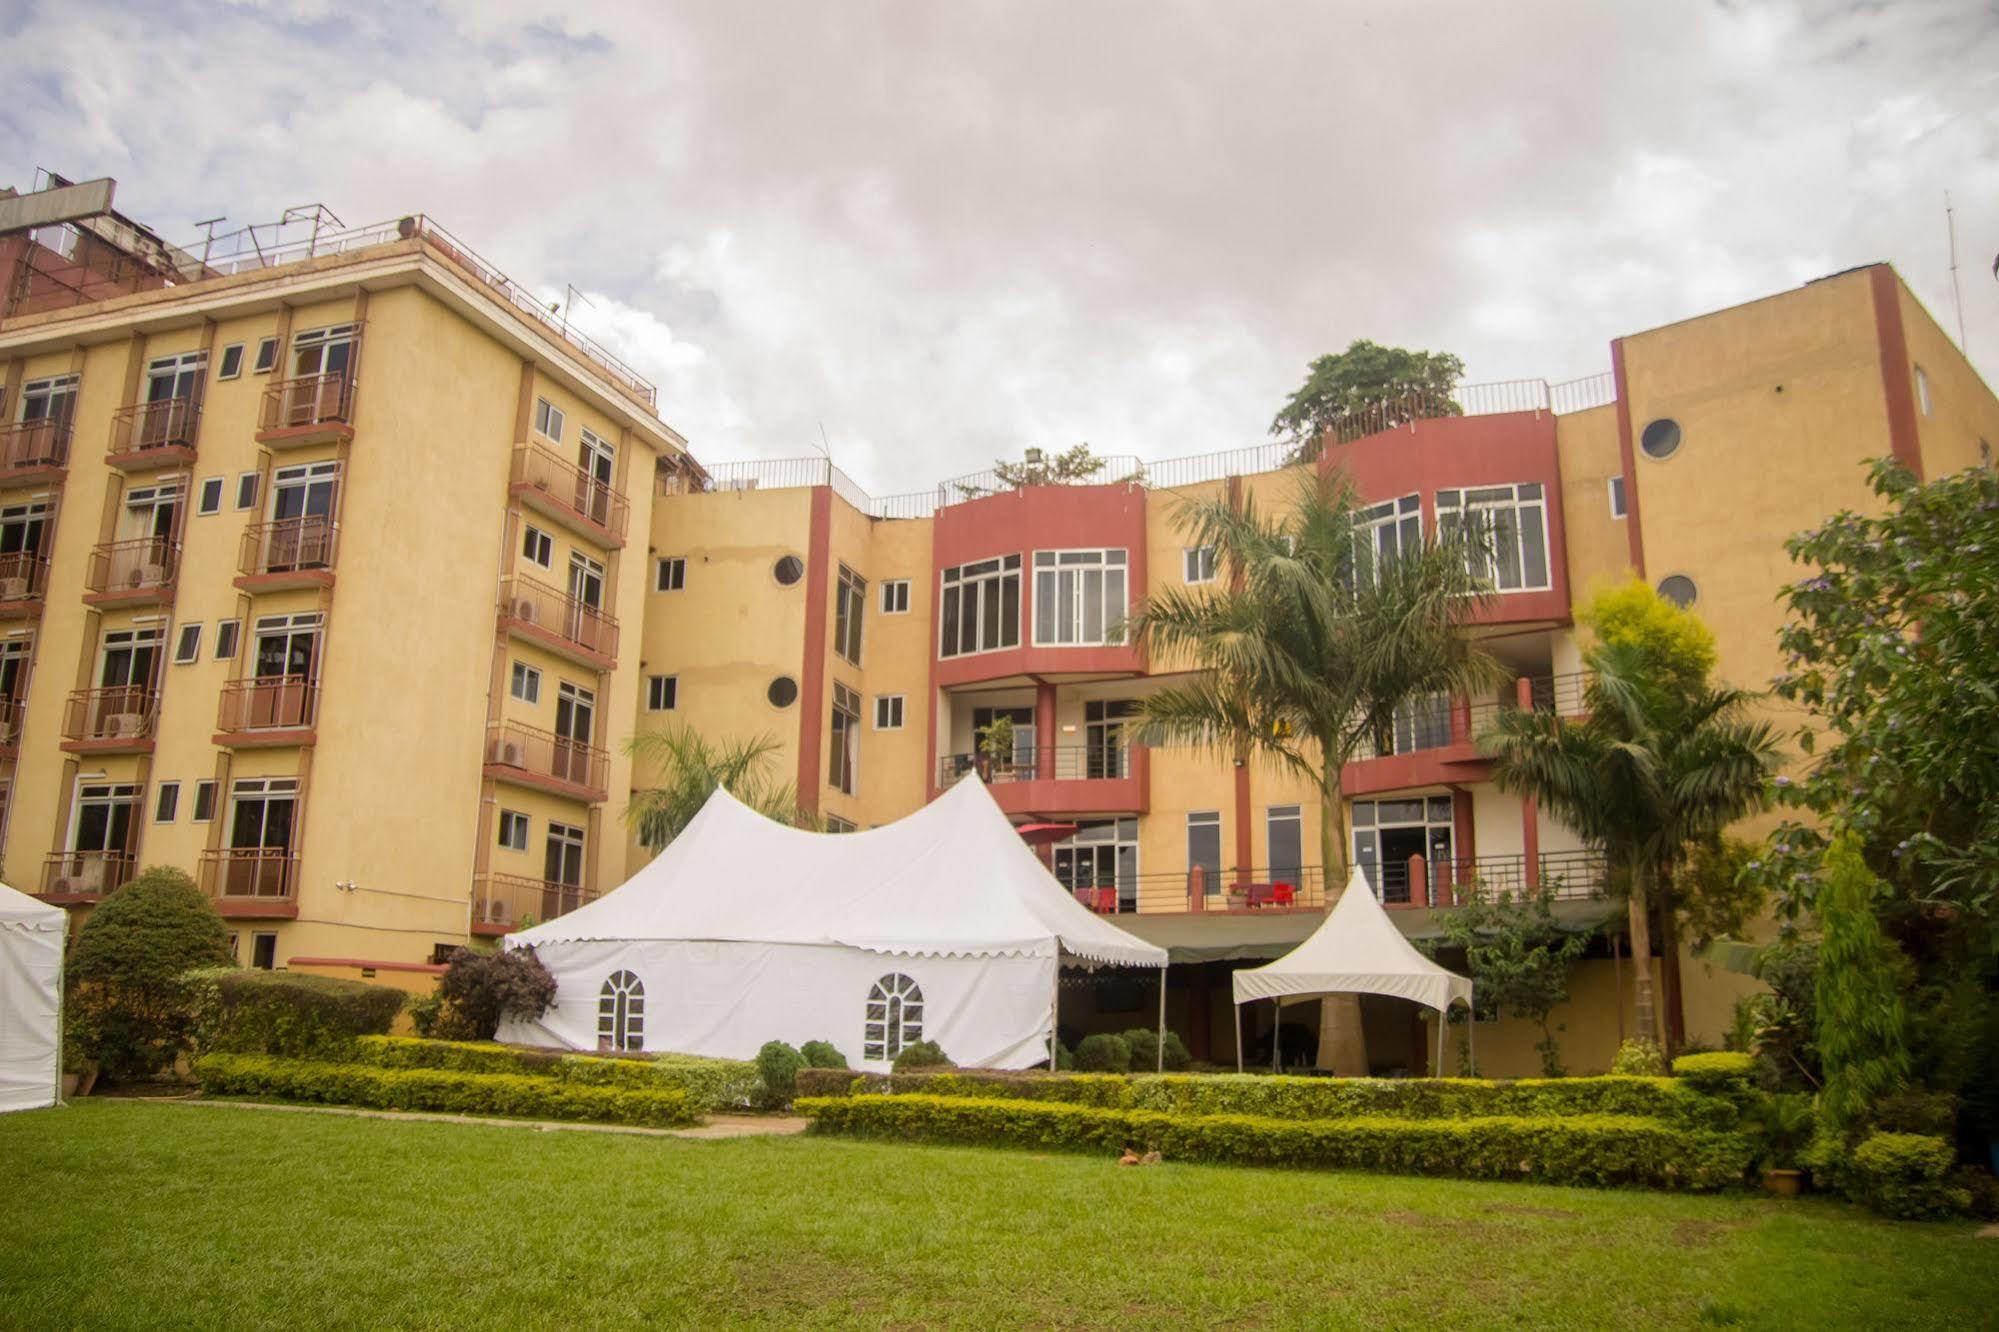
xmin=4 ymin=1 xmax=1996 ymax=494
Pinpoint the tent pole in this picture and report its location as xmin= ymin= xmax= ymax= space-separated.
xmin=1234 ymin=1001 xmax=1243 ymax=1073
xmin=1271 ymin=998 xmax=1280 ymax=1073
xmin=1048 ymin=954 xmax=1060 ymax=1072
xmin=1156 ymin=966 xmax=1167 ymax=1074
xmin=1469 ymin=1004 xmax=1476 ymax=1075
xmin=1436 ymin=1007 xmax=1444 ymax=1078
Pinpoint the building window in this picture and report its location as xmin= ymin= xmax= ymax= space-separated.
xmin=1436 ymin=483 xmax=1551 ymax=593
xmin=773 ymin=554 xmax=804 ymax=586
xmin=940 ymin=554 xmax=1022 ymax=658
xmin=655 ymin=556 xmax=685 ymax=591
xmin=879 ymin=579 xmax=910 ymax=614
xmin=192 ymin=780 xmax=217 ymax=822
xmin=863 ymin=973 xmax=923 ymax=1062
xmin=647 ymin=675 xmax=678 ymax=711
xmin=1033 ymin=549 xmax=1128 ymax=646
xmin=251 ymin=932 xmax=278 ymax=970
xmin=768 ymin=676 xmax=799 ymax=708
xmin=173 ymin=623 xmax=202 ymax=664
xmin=826 ymin=815 xmax=857 ymax=834
xmin=510 ymin=661 xmax=541 ymax=704
xmin=216 ymin=343 xmax=245 ymax=380
xmin=1352 ymin=795 xmax=1455 ymax=905
xmin=198 ymin=477 xmax=224 ymax=515
xmin=1182 ymin=546 xmax=1217 ymax=584
xmin=545 ymin=821 xmax=586 ymax=887
xmin=598 ymin=970 xmax=645 ymax=1052
xmin=1052 ymin=818 xmax=1139 ymax=912
xmin=155 ymin=782 xmax=181 ymax=823
xmin=1187 ymin=811 xmax=1222 ymax=896
xmin=1354 ymin=495 xmax=1422 ymax=582
xmin=874 ymin=694 xmax=904 ymax=730
xmin=1608 ymin=476 xmax=1627 ymax=519
xmin=252 ymin=338 xmax=278 ymax=374
xmin=521 ymin=524 xmax=553 ymax=570
xmin=1657 ymin=574 xmax=1698 ymax=608
xmin=1639 ymin=418 xmax=1681 ymax=460
xmin=829 ymin=682 xmax=860 ymax=794
xmin=214 ymin=619 xmax=241 ymax=660
xmin=1266 ymin=805 xmax=1303 ymax=885
xmin=498 ymin=810 xmax=529 ymax=852
xmin=235 ymin=472 xmax=259 ymax=510
xmin=534 ymin=397 xmax=565 ymax=443
xmin=1915 ymin=365 xmax=1932 ymax=417
xmin=834 ymin=564 xmax=867 ymax=664
xmin=19 ymin=374 xmax=79 ymax=425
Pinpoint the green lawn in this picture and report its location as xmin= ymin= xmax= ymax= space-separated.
xmin=2 ymin=1100 xmax=1992 ymax=1329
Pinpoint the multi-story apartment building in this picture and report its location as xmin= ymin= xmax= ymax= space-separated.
xmin=8 ymin=174 xmax=1996 ymax=1075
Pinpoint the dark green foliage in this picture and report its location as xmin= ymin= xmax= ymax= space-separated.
xmin=1847 ymin=1133 xmax=1969 ymax=1220
xmin=1116 ymin=1028 xmax=1192 ymax=1072
xmin=1752 ymin=1093 xmax=1815 ymax=1171
xmin=1730 ymin=936 xmax=1821 ymax=1091
xmin=1269 ymin=339 xmax=1466 ymax=453
xmin=1610 ymin=1040 xmax=1666 ymax=1077
xmin=430 ymin=947 xmax=556 ymax=1041
xmin=194 ymin=1053 xmax=697 ymax=1127
xmin=405 ymin=990 xmax=444 ymax=1038
xmin=195 ymin=970 xmax=403 ymax=1059
xmin=1670 ymin=1052 xmax=1756 ymax=1096
xmin=1074 ymin=1033 xmax=1131 ymax=1073
xmin=889 ymin=1040 xmax=949 ymax=1072
xmin=1869 ymin=1091 xmax=1959 ymax=1137
xmin=64 ymin=867 xmax=233 ymax=1080
xmin=1953 ymin=1166 xmax=1999 ymax=1220
xmin=625 ymin=725 xmax=815 ymax=852
xmin=1425 ymin=886 xmax=1593 ymax=1076
xmin=349 ymin=1036 xmax=760 ymax=1111
xmin=1815 ymin=832 xmax=1911 ymax=1127
xmin=755 ymin=1041 xmax=806 ymax=1105
xmin=799 ymin=1095 xmax=1753 ymax=1191
xmin=793 ymin=1067 xmax=863 ymax=1099
xmin=799 ymin=1040 xmax=849 ymax=1070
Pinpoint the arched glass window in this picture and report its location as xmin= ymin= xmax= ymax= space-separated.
xmin=864 ymin=973 xmax=923 ymax=1062
xmin=597 ymin=970 xmax=644 ymax=1053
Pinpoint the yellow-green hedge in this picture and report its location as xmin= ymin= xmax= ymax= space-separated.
xmin=347 ymin=1036 xmax=760 ymax=1111
xmin=798 ymin=1093 xmax=1753 ymax=1190
xmin=196 ymin=1053 xmax=698 ymax=1127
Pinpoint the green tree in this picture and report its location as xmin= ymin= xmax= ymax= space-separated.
xmin=626 ymin=725 xmax=816 ymax=852
xmin=1422 ymin=885 xmax=1594 ymax=1076
xmin=1578 ymin=576 xmax=1718 ymax=692
xmin=957 ymin=443 xmax=1140 ymax=498
xmin=1269 ymin=339 xmax=1466 ymax=461
xmin=65 ymin=866 xmax=234 ymax=1080
xmin=1815 ymin=831 xmax=1912 ymax=1127
xmin=1127 ymin=468 xmax=1499 ymax=1071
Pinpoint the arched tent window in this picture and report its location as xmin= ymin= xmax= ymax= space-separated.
xmin=597 ymin=970 xmax=644 ymax=1052
xmin=864 ymin=973 xmax=923 ymax=1062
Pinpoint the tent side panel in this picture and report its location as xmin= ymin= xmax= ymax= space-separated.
xmin=0 ymin=923 xmax=63 ymax=1113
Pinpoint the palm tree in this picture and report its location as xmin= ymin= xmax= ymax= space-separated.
xmin=1127 ymin=469 xmax=1500 ymax=1071
xmin=1480 ymin=640 xmax=1780 ymax=1047
xmin=626 ymin=725 xmax=816 ymax=852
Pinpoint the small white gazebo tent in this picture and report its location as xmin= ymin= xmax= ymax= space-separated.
xmin=0 ymin=882 xmax=65 ymax=1113
xmin=1230 ymin=866 xmax=1474 ymax=1073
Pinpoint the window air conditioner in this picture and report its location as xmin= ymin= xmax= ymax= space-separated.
xmin=106 ymin=712 xmax=145 ymax=737
xmin=489 ymin=737 xmax=525 ymax=766
xmin=0 ymin=576 xmax=27 ymax=599
xmin=511 ymin=597 xmax=539 ymax=624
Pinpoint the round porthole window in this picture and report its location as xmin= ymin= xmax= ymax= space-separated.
xmin=772 ymin=555 xmax=804 ymax=586
xmin=1639 ymin=418 xmax=1682 ymax=460
xmin=767 ymin=676 xmax=799 ymax=708
xmin=1656 ymin=574 xmax=1698 ymax=608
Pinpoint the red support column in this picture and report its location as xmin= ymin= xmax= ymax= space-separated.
xmin=1033 ymin=680 xmax=1056 ymax=780
xmin=1407 ymin=852 xmax=1428 ymax=909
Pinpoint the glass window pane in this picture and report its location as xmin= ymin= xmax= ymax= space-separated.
xmin=1520 ymin=506 xmax=1548 ymax=589
xmin=1000 ymin=572 xmax=1019 ymax=647
xmin=1035 ymin=571 xmax=1057 ymax=643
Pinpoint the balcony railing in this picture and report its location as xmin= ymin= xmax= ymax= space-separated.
xmin=485 ymin=719 xmax=609 ymax=798
xmin=216 ymin=675 xmax=318 ymax=734
xmin=61 ymin=687 xmax=159 ymax=745
xmin=1465 ymin=671 xmax=1594 ymax=735
xmin=1059 ymin=867 xmax=1330 ymax=915
xmin=41 ymin=850 xmax=135 ymax=900
xmin=0 ymin=696 xmax=24 ymax=755
xmin=498 ymin=575 xmax=618 ymax=663
xmin=200 ymin=849 xmax=299 ymax=908
xmin=109 ymin=395 xmax=201 ymax=458
xmin=259 ymin=370 xmax=355 ymax=435
xmin=938 ymin=744 xmax=1135 ymax=787
xmin=511 ymin=444 xmax=630 ymax=543
xmin=0 ymin=551 xmax=51 ymax=604
xmin=239 ymin=516 xmax=338 ymax=578
xmin=84 ymin=537 xmax=178 ymax=598
xmin=1352 ymin=673 xmax=1597 ymax=762
xmin=472 ymin=873 xmax=596 ymax=934
xmin=0 ymin=418 xmax=72 ymax=474
xmin=1372 ymin=850 xmax=1610 ymax=907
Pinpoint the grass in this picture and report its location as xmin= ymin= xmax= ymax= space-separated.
xmin=3 ymin=1100 xmax=1994 ymax=1329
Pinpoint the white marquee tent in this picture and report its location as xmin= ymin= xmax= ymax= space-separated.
xmin=499 ymin=776 xmax=1167 ymax=1071
xmin=0 ymin=882 xmax=64 ymax=1113
xmin=1231 ymin=866 xmax=1475 ymax=1072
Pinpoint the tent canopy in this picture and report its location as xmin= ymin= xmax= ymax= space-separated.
xmin=0 ymin=881 xmax=65 ymax=1114
xmin=1231 ymin=866 xmax=1472 ymax=1014
xmin=509 ymin=775 xmax=1166 ymax=969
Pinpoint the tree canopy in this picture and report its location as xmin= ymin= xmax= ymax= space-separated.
xmin=957 ymin=444 xmax=1139 ymax=498
xmin=66 ymin=866 xmax=234 ymax=1079
xmin=1422 ymin=885 xmax=1594 ymax=1077
xmin=1269 ymin=339 xmax=1466 ymax=456
xmin=626 ymin=725 xmax=816 ymax=851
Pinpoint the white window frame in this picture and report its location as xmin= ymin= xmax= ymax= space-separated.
xmin=1182 ymin=546 xmax=1217 ymax=585
xmin=216 ymin=343 xmax=245 ymax=381
xmin=834 ymin=564 xmax=866 ymax=665
xmin=252 ymin=338 xmax=278 ymax=374
xmin=598 ymin=970 xmax=644 ymax=1053
xmin=18 ymin=374 xmax=79 ymax=424
xmin=1915 ymin=365 xmax=1932 ymax=417
xmin=510 ymin=661 xmax=542 ymax=705
xmin=1608 ymin=475 xmax=1627 ymax=520
xmin=497 ymin=809 xmax=530 ymax=852
xmin=155 ymin=781 xmax=181 ymax=824
xmin=647 ymin=675 xmax=678 ymax=711
xmin=534 ymin=397 xmax=566 ymax=444
xmin=235 ymin=471 xmax=259 ymax=511
xmin=874 ymin=694 xmax=904 ymax=730
xmin=192 ymin=780 xmax=217 ymax=822
xmin=68 ymin=781 xmax=139 ymax=854
xmin=522 ymin=524 xmax=553 ymax=570
xmin=173 ymin=623 xmax=202 ymax=664
xmin=879 ymin=579 xmax=910 ymax=614
xmin=655 ymin=556 xmax=685 ymax=592
xmin=938 ymin=555 xmax=1022 ymax=659
xmin=1354 ymin=494 xmax=1422 ymax=582
xmin=830 ymin=682 xmax=861 ymax=795
xmin=1436 ymin=483 xmax=1552 ymax=594
xmin=1031 ymin=548 xmax=1129 ymax=647
xmin=197 ymin=477 xmax=224 ymax=515
xmin=214 ymin=619 xmax=241 ymax=661
xmin=863 ymin=973 xmax=923 ymax=1063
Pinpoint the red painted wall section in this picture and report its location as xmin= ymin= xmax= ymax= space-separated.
xmin=932 ymin=483 xmax=1149 ymax=687
xmin=1610 ymin=338 xmax=1647 ymax=576
xmin=1869 ymin=265 xmax=1925 ymax=481
xmin=1320 ymin=410 xmax=1573 ymax=627
xmin=795 ymin=486 xmax=833 ymax=815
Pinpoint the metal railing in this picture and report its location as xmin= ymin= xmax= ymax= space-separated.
xmin=498 ymin=575 xmax=620 ymax=661
xmin=511 ymin=444 xmax=630 ymax=542
xmin=0 ymin=551 xmax=50 ymax=603
xmin=1372 ymin=849 xmax=1609 ymax=906
xmin=0 ymin=696 xmax=22 ymax=753
xmin=939 ymin=454 xmax=1146 ymax=502
xmin=216 ymin=675 xmax=318 ymax=733
xmin=61 ymin=686 xmax=159 ymax=743
xmin=200 ymin=849 xmax=299 ymax=905
xmin=84 ymin=537 xmax=177 ymax=596
xmin=109 ymin=395 xmax=201 ymax=456
xmin=260 ymin=370 xmax=355 ymax=433
xmin=1549 ymin=372 xmax=1617 ymax=414
xmin=239 ymin=516 xmax=338 ymax=578
xmin=938 ymin=744 xmax=1136 ymax=787
xmin=1068 ymin=866 xmax=1333 ymax=914
xmin=472 ymin=873 xmax=597 ymax=932
xmin=0 ymin=418 xmax=72 ymax=473
xmin=485 ymin=719 xmax=609 ymax=796
xmin=41 ymin=850 xmax=134 ymax=899
xmin=1463 ymin=671 xmax=1594 ymax=736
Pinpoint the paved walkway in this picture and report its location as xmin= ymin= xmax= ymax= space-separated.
xmin=139 ymin=1096 xmax=810 ymax=1140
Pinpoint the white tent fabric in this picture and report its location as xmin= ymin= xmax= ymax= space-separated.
xmin=1231 ymin=866 xmax=1473 ymax=1015
xmin=499 ymin=776 xmax=1166 ymax=1070
xmin=0 ymin=882 xmax=64 ymax=1113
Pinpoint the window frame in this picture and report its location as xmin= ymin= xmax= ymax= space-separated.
xmin=252 ymin=338 xmax=278 ymax=375
xmin=216 ymin=343 xmax=245 ymax=381
xmin=646 ymin=674 xmax=678 ymax=711
xmin=879 ymin=579 xmax=910 ymax=614
xmin=154 ymin=781 xmax=181 ymax=823
xmin=510 ymin=660 xmax=542 ymax=705
xmin=1608 ymin=475 xmax=1627 ymax=519
xmin=938 ymin=554 xmax=1023 ymax=659
xmin=214 ymin=619 xmax=241 ymax=661
xmin=834 ymin=564 xmax=867 ymax=665
xmin=534 ymin=396 xmax=566 ymax=444
xmin=1915 ymin=365 xmax=1932 ymax=417
xmin=1031 ymin=548 xmax=1129 ymax=647
xmin=597 ymin=969 xmax=645 ymax=1053
xmin=197 ymin=477 xmax=224 ymax=516
xmin=497 ymin=809 xmax=530 ymax=852
xmin=873 ymin=694 xmax=904 ymax=730
xmin=1182 ymin=546 xmax=1217 ymax=585
xmin=1436 ymin=483 xmax=1553 ymax=594
xmin=1353 ymin=494 xmax=1422 ymax=584
xmin=192 ymin=780 xmax=217 ymax=822
xmin=829 ymin=681 xmax=861 ymax=794
xmin=863 ymin=972 xmax=924 ymax=1063
xmin=655 ymin=556 xmax=686 ymax=592
xmin=172 ymin=623 xmax=203 ymax=665
xmin=235 ymin=471 xmax=260 ymax=511
xmin=522 ymin=524 xmax=553 ymax=570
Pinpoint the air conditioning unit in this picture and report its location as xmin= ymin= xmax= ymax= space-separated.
xmin=54 ymin=860 xmax=107 ymax=895
xmin=488 ymin=737 xmax=524 ymax=766
xmin=106 ymin=712 xmax=145 ymax=738
xmin=480 ymin=897 xmax=512 ymax=926
xmin=511 ymin=597 xmax=539 ymax=624
xmin=0 ymin=576 xmax=27 ymax=599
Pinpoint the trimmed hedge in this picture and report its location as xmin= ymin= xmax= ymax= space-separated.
xmin=1669 ymin=1052 xmax=1756 ymax=1094
xmin=348 ymin=1036 xmax=761 ymax=1112
xmin=1846 ymin=1133 xmax=1969 ymax=1220
xmin=798 ymin=1094 xmax=1753 ymax=1191
xmin=196 ymin=1053 xmax=698 ymax=1127
xmin=795 ymin=1068 xmax=863 ymax=1099
xmin=198 ymin=970 xmax=404 ymax=1060
xmin=856 ymin=1070 xmax=1134 ymax=1107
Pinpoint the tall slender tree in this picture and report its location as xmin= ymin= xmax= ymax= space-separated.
xmin=1127 ymin=468 xmax=1499 ymax=1071
xmin=625 ymin=725 xmax=816 ymax=852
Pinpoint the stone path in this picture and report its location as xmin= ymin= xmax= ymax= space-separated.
xmin=138 ymin=1096 xmax=809 ymax=1140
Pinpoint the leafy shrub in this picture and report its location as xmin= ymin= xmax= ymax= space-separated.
xmin=1054 ymin=1041 xmax=1075 ymax=1072
xmin=349 ymin=1036 xmax=760 ymax=1111
xmin=1670 ymin=1052 xmax=1756 ymax=1095
xmin=756 ymin=1041 xmax=807 ymax=1105
xmin=800 ymin=1040 xmax=849 ymax=1070
xmin=193 ymin=970 xmax=403 ymax=1059
xmin=890 ymin=1040 xmax=950 ymax=1072
xmin=1752 ymin=1093 xmax=1815 ymax=1171
xmin=1118 ymin=1028 xmax=1193 ymax=1072
xmin=406 ymin=990 xmax=444 ymax=1038
xmin=195 ymin=1053 xmax=696 ymax=1127
xmin=65 ymin=867 xmax=233 ymax=1080
xmin=1128 ymin=1073 xmax=1735 ymax=1129
xmin=1847 ymin=1132 xmax=1968 ymax=1220
xmin=1611 ymin=1039 xmax=1667 ymax=1077
xmin=1869 ymin=1091 xmax=1958 ymax=1137
xmin=859 ymin=1070 xmax=1134 ymax=1107
xmin=798 ymin=1095 xmax=1753 ymax=1191
xmin=794 ymin=1068 xmax=862 ymax=1098
xmin=430 ymin=947 xmax=556 ymax=1040
xmin=1951 ymin=1166 xmax=1999 ymax=1221
xmin=1075 ymin=1034 xmax=1131 ymax=1073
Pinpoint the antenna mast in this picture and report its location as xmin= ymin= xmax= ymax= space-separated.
xmin=1946 ymin=192 xmax=1969 ymax=352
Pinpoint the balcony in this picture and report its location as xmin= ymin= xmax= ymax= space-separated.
xmin=1344 ymin=671 xmax=1593 ymax=796
xmin=472 ymin=873 xmax=596 ymax=937
xmin=59 ymin=686 xmax=159 ymax=754
xmin=199 ymin=849 xmax=300 ymax=917
xmin=82 ymin=537 xmax=178 ymax=608
xmin=39 ymin=851 xmax=135 ymax=905
xmin=497 ymin=575 xmax=618 ymax=671
xmin=0 ymin=552 xmax=50 ymax=618
xmin=0 ymin=418 xmax=71 ymax=484
xmin=483 ymin=720 xmax=608 ymax=802
xmin=236 ymin=517 xmax=338 ymax=592
xmin=1063 ymin=866 xmax=1330 ymax=916
xmin=0 ymin=696 xmax=23 ymax=760
xmin=1373 ymin=849 xmax=1610 ymax=908
xmin=214 ymin=675 xmax=318 ymax=747
xmin=510 ymin=444 xmax=629 ymax=547
xmin=937 ymin=744 xmax=1149 ymax=817
xmin=257 ymin=371 xmax=356 ymax=447
xmin=107 ymin=396 xmax=201 ymax=469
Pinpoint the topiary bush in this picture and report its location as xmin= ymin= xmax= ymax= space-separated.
xmin=756 ymin=1041 xmax=807 ymax=1106
xmin=1848 ymin=1132 xmax=1968 ymax=1220
xmin=1118 ymin=1028 xmax=1194 ymax=1072
xmin=1075 ymin=1033 xmax=1131 ymax=1073
xmin=890 ymin=1040 xmax=950 ymax=1072
xmin=1611 ymin=1039 xmax=1667 ymax=1077
xmin=194 ymin=970 xmax=404 ymax=1059
xmin=799 ymin=1040 xmax=849 ymax=1070
xmin=430 ymin=947 xmax=556 ymax=1040
xmin=65 ymin=867 xmax=233 ymax=1081
xmin=1671 ymin=1051 xmax=1756 ymax=1095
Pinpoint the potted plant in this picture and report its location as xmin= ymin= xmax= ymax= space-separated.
xmin=977 ymin=716 xmax=1016 ymax=781
xmin=1758 ymin=1093 xmax=1814 ymax=1196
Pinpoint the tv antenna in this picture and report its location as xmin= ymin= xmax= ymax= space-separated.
xmin=1946 ymin=192 xmax=1968 ymax=353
